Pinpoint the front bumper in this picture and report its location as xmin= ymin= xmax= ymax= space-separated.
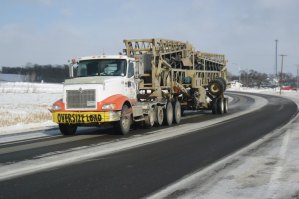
xmin=52 ymin=111 xmax=121 ymax=124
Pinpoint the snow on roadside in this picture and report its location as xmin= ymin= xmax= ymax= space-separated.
xmin=0 ymin=82 xmax=62 ymax=135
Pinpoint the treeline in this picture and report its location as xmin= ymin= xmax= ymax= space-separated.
xmin=1 ymin=64 xmax=69 ymax=83
xmin=229 ymin=69 xmax=297 ymax=88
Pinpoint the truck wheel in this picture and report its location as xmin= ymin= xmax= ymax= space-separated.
xmin=223 ymin=97 xmax=228 ymax=113
xmin=155 ymin=106 xmax=164 ymax=126
xmin=208 ymin=79 xmax=224 ymax=96
xmin=117 ymin=105 xmax=131 ymax=135
xmin=59 ymin=124 xmax=77 ymax=136
xmin=173 ymin=101 xmax=181 ymax=124
xmin=145 ymin=108 xmax=155 ymax=127
xmin=164 ymin=102 xmax=173 ymax=126
xmin=217 ymin=98 xmax=224 ymax=114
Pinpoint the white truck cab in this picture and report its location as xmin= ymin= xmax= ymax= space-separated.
xmin=51 ymin=55 xmax=141 ymax=135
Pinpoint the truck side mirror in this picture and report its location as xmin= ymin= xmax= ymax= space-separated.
xmin=68 ymin=58 xmax=77 ymax=78
xmin=69 ymin=64 xmax=74 ymax=78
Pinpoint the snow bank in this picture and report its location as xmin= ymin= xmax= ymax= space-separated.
xmin=0 ymin=82 xmax=63 ymax=134
xmin=0 ymin=82 xmax=63 ymax=93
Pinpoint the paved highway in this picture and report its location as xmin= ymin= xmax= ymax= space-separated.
xmin=0 ymin=92 xmax=297 ymax=199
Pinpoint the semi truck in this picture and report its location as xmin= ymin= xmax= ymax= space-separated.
xmin=50 ymin=38 xmax=228 ymax=135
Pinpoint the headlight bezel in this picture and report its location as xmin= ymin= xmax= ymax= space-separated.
xmin=102 ymin=103 xmax=116 ymax=110
xmin=52 ymin=104 xmax=62 ymax=111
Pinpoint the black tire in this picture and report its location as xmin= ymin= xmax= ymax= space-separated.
xmin=116 ymin=105 xmax=131 ymax=135
xmin=145 ymin=108 xmax=155 ymax=127
xmin=173 ymin=101 xmax=181 ymax=124
xmin=208 ymin=79 xmax=224 ymax=96
xmin=216 ymin=77 xmax=227 ymax=91
xmin=217 ymin=98 xmax=224 ymax=114
xmin=155 ymin=106 xmax=164 ymax=126
xmin=59 ymin=124 xmax=77 ymax=136
xmin=164 ymin=102 xmax=173 ymax=126
xmin=212 ymin=98 xmax=218 ymax=114
xmin=223 ymin=97 xmax=228 ymax=113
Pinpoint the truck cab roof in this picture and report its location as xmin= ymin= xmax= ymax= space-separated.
xmin=78 ymin=55 xmax=132 ymax=61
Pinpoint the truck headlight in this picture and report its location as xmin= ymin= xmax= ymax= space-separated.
xmin=52 ymin=104 xmax=62 ymax=111
xmin=102 ymin=104 xmax=116 ymax=110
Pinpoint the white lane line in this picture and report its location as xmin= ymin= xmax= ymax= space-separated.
xmin=0 ymin=93 xmax=267 ymax=181
xmin=0 ymin=130 xmax=60 ymax=144
xmin=0 ymin=134 xmax=106 ymax=155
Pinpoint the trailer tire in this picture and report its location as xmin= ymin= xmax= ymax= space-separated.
xmin=217 ymin=98 xmax=224 ymax=114
xmin=155 ymin=106 xmax=164 ymax=126
xmin=208 ymin=79 xmax=224 ymax=96
xmin=173 ymin=101 xmax=181 ymax=124
xmin=223 ymin=97 xmax=228 ymax=113
xmin=164 ymin=102 xmax=173 ymax=126
xmin=59 ymin=124 xmax=77 ymax=136
xmin=116 ymin=105 xmax=131 ymax=135
xmin=212 ymin=99 xmax=218 ymax=114
xmin=145 ymin=108 xmax=155 ymax=127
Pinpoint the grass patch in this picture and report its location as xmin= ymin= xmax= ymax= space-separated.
xmin=0 ymin=109 xmax=52 ymax=127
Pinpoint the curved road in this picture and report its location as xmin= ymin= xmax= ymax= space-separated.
xmin=0 ymin=92 xmax=297 ymax=199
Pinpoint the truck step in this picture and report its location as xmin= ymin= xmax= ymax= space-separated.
xmin=134 ymin=117 xmax=145 ymax=122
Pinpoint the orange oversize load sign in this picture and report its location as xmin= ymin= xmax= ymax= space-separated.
xmin=52 ymin=112 xmax=109 ymax=124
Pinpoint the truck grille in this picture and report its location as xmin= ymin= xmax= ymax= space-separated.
xmin=66 ymin=89 xmax=96 ymax=109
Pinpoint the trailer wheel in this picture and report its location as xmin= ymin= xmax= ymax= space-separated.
xmin=217 ymin=98 xmax=224 ymax=114
xmin=208 ymin=79 xmax=224 ymax=96
xmin=223 ymin=97 xmax=228 ymax=113
xmin=173 ymin=101 xmax=181 ymax=124
xmin=145 ymin=108 xmax=155 ymax=127
xmin=59 ymin=124 xmax=77 ymax=136
xmin=212 ymin=99 xmax=218 ymax=114
xmin=164 ymin=102 xmax=173 ymax=126
xmin=116 ymin=105 xmax=131 ymax=135
xmin=155 ymin=106 xmax=164 ymax=126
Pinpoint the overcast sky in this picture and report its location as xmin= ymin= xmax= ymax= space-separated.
xmin=1 ymin=0 xmax=298 ymax=75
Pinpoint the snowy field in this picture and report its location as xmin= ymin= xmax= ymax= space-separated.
xmin=0 ymin=82 xmax=63 ymax=134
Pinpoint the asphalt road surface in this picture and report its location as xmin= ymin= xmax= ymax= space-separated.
xmin=0 ymin=92 xmax=297 ymax=199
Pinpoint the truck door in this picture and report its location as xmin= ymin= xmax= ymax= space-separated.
xmin=126 ymin=61 xmax=137 ymax=102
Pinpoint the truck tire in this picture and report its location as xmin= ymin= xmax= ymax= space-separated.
xmin=155 ymin=106 xmax=164 ymax=126
xmin=216 ymin=77 xmax=227 ymax=91
xmin=116 ymin=105 xmax=131 ymax=135
xmin=212 ymin=99 xmax=218 ymax=114
xmin=145 ymin=108 xmax=155 ymax=127
xmin=164 ymin=102 xmax=173 ymax=126
xmin=223 ymin=97 xmax=228 ymax=113
xmin=59 ymin=124 xmax=77 ymax=136
xmin=173 ymin=101 xmax=181 ymax=124
xmin=217 ymin=98 xmax=224 ymax=114
xmin=208 ymin=79 xmax=224 ymax=96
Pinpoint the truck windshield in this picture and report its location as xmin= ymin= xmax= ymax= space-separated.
xmin=76 ymin=59 xmax=127 ymax=77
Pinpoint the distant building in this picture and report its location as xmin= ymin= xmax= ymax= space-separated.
xmin=0 ymin=73 xmax=26 ymax=82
